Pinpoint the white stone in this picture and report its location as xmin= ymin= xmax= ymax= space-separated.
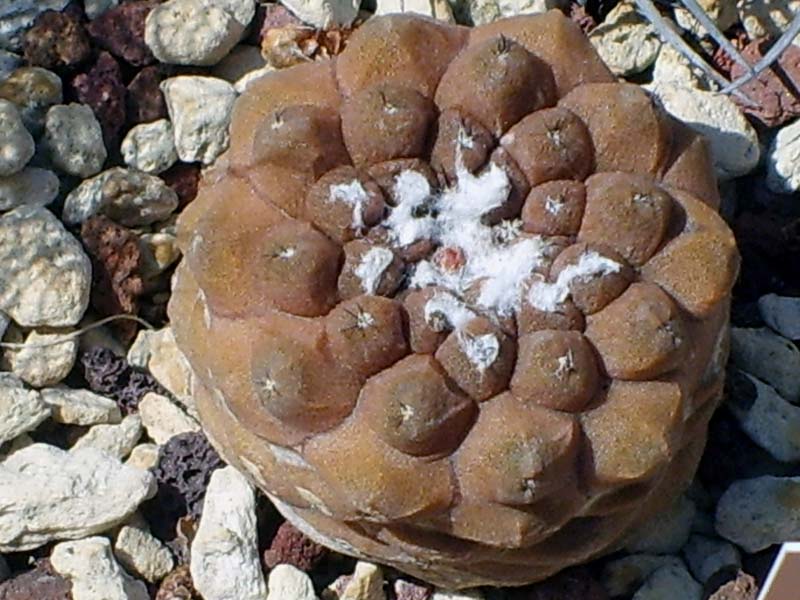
xmin=162 ymin=76 xmax=237 ymax=165
xmin=716 ymin=475 xmax=800 ymax=552
xmin=125 ymin=443 xmax=160 ymax=471
xmin=71 ymin=414 xmax=143 ymax=460
xmin=0 ymin=167 xmax=59 ymax=211
xmin=730 ymin=327 xmax=800 ymax=401
xmin=652 ymin=44 xmax=716 ymax=91
xmin=467 ymin=0 xmax=565 ymax=25
xmin=0 ymin=99 xmax=33 ymax=176
xmin=739 ymin=0 xmax=800 ymax=47
xmin=602 ymin=554 xmax=686 ymax=598
xmin=336 ymin=562 xmax=385 ymax=600
xmin=758 ymin=294 xmax=800 ymax=340
xmin=121 ymin=119 xmax=178 ymax=174
xmin=280 ymin=0 xmax=361 ymax=27
xmin=682 ymin=534 xmax=740 ymax=583
xmin=0 ymin=444 xmax=155 ymax=552
xmin=431 ymin=590 xmax=485 ymax=600
xmin=767 ymin=118 xmax=800 ymax=193
xmin=624 ymin=496 xmax=696 ymax=554
xmin=191 ymin=466 xmax=267 ymax=600
xmin=632 ymin=562 xmax=702 ymax=600
xmin=268 ymin=564 xmax=318 ymax=600
xmin=128 ymin=327 xmax=193 ymax=405
xmin=63 ymin=167 xmax=179 ymax=227
xmin=728 ymin=370 xmax=800 ymax=462
xmin=212 ymin=0 xmax=257 ymax=27
xmin=51 ymin=536 xmax=149 ymax=600
xmin=590 ymin=1 xmax=660 ymax=76
xmin=0 ymin=0 xmax=71 ymax=51
xmin=140 ymin=231 xmax=181 ymax=279
xmin=4 ymin=329 xmax=78 ymax=387
xmin=145 ymin=0 xmax=245 ymax=67
xmin=139 ymin=392 xmax=199 ymax=444
xmin=84 ymin=0 xmax=120 ymax=19
xmin=235 ymin=64 xmax=276 ymax=93
xmin=0 ymin=372 xmax=49 ymax=445
xmin=41 ymin=387 xmax=121 ymax=426
xmin=375 ymin=0 xmax=454 ymax=21
xmin=43 ymin=103 xmax=106 ymax=177
xmin=647 ymin=83 xmax=760 ymax=180
xmin=674 ymin=0 xmax=738 ymax=37
xmin=0 ymin=206 xmax=91 ymax=327
xmin=114 ymin=524 xmax=175 ymax=583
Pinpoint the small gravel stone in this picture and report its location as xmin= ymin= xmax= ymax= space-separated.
xmin=140 ymin=231 xmax=181 ymax=279
xmin=268 ymin=564 xmax=317 ymax=600
xmin=466 ymin=0 xmax=564 ymax=26
xmin=126 ymin=442 xmax=160 ymax=470
xmin=87 ymin=1 xmax=156 ymax=67
xmin=729 ymin=327 xmax=800 ymax=401
xmin=70 ymin=52 xmax=127 ymax=148
xmin=0 ymin=206 xmax=91 ymax=327
xmin=589 ymin=1 xmax=659 ymax=76
xmin=0 ymin=66 xmax=62 ymax=135
xmin=707 ymin=570 xmax=758 ymax=600
xmin=64 ymin=167 xmax=179 ymax=227
xmin=155 ymin=565 xmax=199 ymax=600
xmin=85 ymin=0 xmax=121 ymax=19
xmin=647 ymin=83 xmax=760 ymax=180
xmin=161 ymin=75 xmax=237 ymax=164
xmin=71 ymin=413 xmax=143 ymax=459
xmin=0 ymin=167 xmax=59 ymax=211
xmin=121 ymin=119 xmax=177 ymax=174
xmin=632 ymin=562 xmax=702 ymax=600
xmin=0 ymin=372 xmax=49 ymax=446
xmin=624 ymin=495 xmax=696 ymax=554
xmin=767 ymin=118 xmax=800 ymax=194
xmin=264 ymin=521 xmax=328 ymax=572
xmin=0 ymin=0 xmax=71 ymax=52
xmin=279 ymin=0 xmax=360 ymax=27
xmin=41 ymin=387 xmax=121 ymax=425
xmin=42 ymin=103 xmax=107 ymax=178
xmin=374 ymin=0 xmax=454 ymax=21
xmin=652 ymin=44 xmax=715 ymax=90
xmin=758 ymin=294 xmax=800 ymax=340
xmin=0 ymin=559 xmax=72 ymax=600
xmin=0 ymin=49 xmax=21 ymax=80
xmin=716 ymin=476 xmax=800 ymax=552
xmin=51 ymin=536 xmax=149 ymax=600
xmin=22 ymin=8 xmax=91 ymax=70
xmin=0 ymin=99 xmax=34 ymax=177
xmin=4 ymin=329 xmax=78 ymax=387
xmin=114 ymin=523 xmax=175 ymax=583
xmin=602 ymin=554 xmax=685 ymax=598
xmin=682 ymin=534 xmax=740 ymax=584
xmin=139 ymin=392 xmax=199 ymax=444
xmin=126 ymin=65 xmax=167 ymax=126
xmin=128 ymin=327 xmax=193 ymax=408
xmin=0 ymin=443 xmax=155 ymax=552
xmin=190 ymin=466 xmax=267 ymax=600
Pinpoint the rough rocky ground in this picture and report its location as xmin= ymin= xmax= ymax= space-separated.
xmin=0 ymin=0 xmax=798 ymax=599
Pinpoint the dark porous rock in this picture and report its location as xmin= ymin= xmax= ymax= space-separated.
xmin=707 ymin=571 xmax=758 ymax=600
xmin=264 ymin=521 xmax=329 ymax=572
xmin=81 ymin=215 xmax=144 ymax=341
xmin=127 ymin=65 xmax=167 ymax=125
xmin=507 ymin=567 xmax=608 ymax=600
xmin=71 ymin=51 xmax=127 ymax=148
xmin=80 ymin=346 xmax=167 ymax=414
xmin=0 ymin=559 xmax=71 ymax=600
xmin=155 ymin=565 xmax=200 ymax=600
xmin=22 ymin=8 xmax=91 ymax=70
xmin=160 ymin=162 xmax=200 ymax=209
xmin=87 ymin=1 xmax=156 ymax=67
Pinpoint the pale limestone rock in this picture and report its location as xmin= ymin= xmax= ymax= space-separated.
xmin=375 ymin=0 xmax=454 ymax=21
xmin=121 ymin=119 xmax=178 ymax=175
xmin=114 ymin=524 xmax=175 ymax=583
xmin=125 ymin=443 xmax=160 ymax=471
xmin=268 ymin=564 xmax=318 ymax=600
xmin=71 ymin=414 xmax=143 ymax=460
xmin=590 ymin=1 xmax=660 ymax=76
xmin=41 ymin=387 xmax=121 ymax=426
xmin=0 ymin=99 xmax=34 ymax=176
xmin=138 ymin=392 xmax=199 ymax=444
xmin=467 ymin=0 xmax=565 ymax=26
xmin=767 ymin=117 xmax=800 ymax=193
xmin=0 ymin=372 xmax=49 ymax=445
xmin=128 ymin=327 xmax=193 ymax=405
xmin=278 ymin=0 xmax=360 ymax=28
xmin=4 ymin=328 xmax=78 ymax=387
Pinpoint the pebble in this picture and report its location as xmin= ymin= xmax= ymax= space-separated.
xmin=4 ymin=329 xmax=78 ymax=387
xmin=161 ymin=75 xmax=237 ymax=164
xmin=42 ymin=104 xmax=106 ymax=178
xmin=114 ymin=523 xmax=175 ymax=583
xmin=624 ymin=495 xmax=696 ymax=554
xmin=63 ymin=167 xmax=179 ymax=227
xmin=190 ymin=466 xmax=268 ymax=600
xmin=268 ymin=564 xmax=318 ymax=600
xmin=0 ymin=0 xmax=71 ymax=51
xmin=729 ymin=327 xmax=800 ymax=401
xmin=22 ymin=8 xmax=91 ymax=70
xmin=716 ymin=475 xmax=800 ymax=553
xmin=128 ymin=327 xmax=193 ymax=408
xmin=632 ymin=562 xmax=702 ymax=600
xmin=71 ymin=52 xmax=126 ymax=147
xmin=126 ymin=65 xmax=167 ymax=125
xmin=139 ymin=231 xmax=182 ymax=279
xmin=0 ymin=372 xmax=49 ymax=446
xmin=0 ymin=206 xmax=91 ymax=328
xmin=0 ymin=49 xmax=20 ymax=80
xmin=767 ymin=118 xmax=800 ymax=194
xmin=466 ymin=0 xmax=564 ymax=26
xmin=647 ymin=83 xmax=760 ymax=180
xmin=0 ymin=99 xmax=33 ymax=176
xmin=0 ymin=66 xmax=62 ymax=135
xmin=145 ymin=0 xmax=246 ymax=66
xmin=758 ymin=294 xmax=800 ymax=340
xmin=121 ymin=119 xmax=177 ymax=174
xmin=602 ymin=554 xmax=685 ymax=598
xmin=139 ymin=392 xmax=200 ymax=444
xmin=589 ymin=1 xmax=660 ymax=76
xmin=85 ymin=0 xmax=121 ymax=20
xmin=374 ymin=0 xmax=454 ymax=21
xmin=431 ymin=590 xmax=485 ymax=600
xmin=0 ymin=167 xmax=59 ymax=211
xmin=71 ymin=414 xmax=143 ymax=460
xmin=86 ymin=1 xmax=156 ymax=68
xmin=125 ymin=443 xmax=160 ymax=470
xmin=682 ymin=534 xmax=740 ymax=583
xmin=41 ymin=387 xmax=121 ymax=426
xmin=337 ymin=562 xmax=386 ymax=600
xmin=0 ymin=443 xmax=155 ymax=552
xmin=50 ymin=536 xmax=149 ymax=600
xmin=727 ymin=370 xmax=800 ymax=462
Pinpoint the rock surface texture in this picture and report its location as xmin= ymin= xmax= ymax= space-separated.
xmin=168 ymin=12 xmax=739 ymax=588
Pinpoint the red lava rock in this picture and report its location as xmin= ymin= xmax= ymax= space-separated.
xmin=708 ymin=571 xmax=758 ymax=600
xmin=394 ymin=579 xmax=433 ymax=600
xmin=71 ymin=51 xmax=127 ymax=148
xmin=508 ymin=567 xmax=609 ymax=600
xmin=160 ymin=162 xmax=201 ymax=209
xmin=126 ymin=65 xmax=167 ymax=125
xmin=87 ymin=1 xmax=156 ymax=67
xmin=263 ymin=521 xmax=329 ymax=572
xmin=22 ymin=8 xmax=91 ymax=70
xmin=0 ymin=559 xmax=71 ymax=600
xmin=155 ymin=565 xmax=200 ymax=600
xmin=80 ymin=215 xmax=144 ymax=341
xmin=730 ymin=38 xmax=800 ymax=127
